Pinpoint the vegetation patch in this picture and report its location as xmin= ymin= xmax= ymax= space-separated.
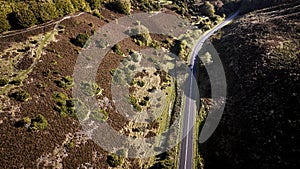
xmin=54 ymin=76 xmax=74 ymax=90
xmin=80 ymin=81 xmax=103 ymax=96
xmin=9 ymin=90 xmax=30 ymax=102
xmin=15 ymin=114 xmax=48 ymax=131
xmin=90 ymin=108 xmax=109 ymax=122
xmin=107 ymin=154 xmax=124 ymax=167
xmin=52 ymin=92 xmax=87 ymax=118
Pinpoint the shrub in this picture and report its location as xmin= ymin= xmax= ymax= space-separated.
xmin=111 ymin=0 xmax=131 ymax=15
xmin=86 ymin=0 xmax=101 ymax=10
xmin=112 ymin=44 xmax=123 ymax=55
xmin=91 ymin=108 xmax=108 ymax=122
xmin=80 ymin=81 xmax=103 ymax=96
xmin=73 ymin=33 xmax=90 ymax=47
xmin=53 ymin=0 xmax=75 ymax=16
xmin=129 ymin=25 xmax=152 ymax=46
xmin=93 ymin=9 xmax=104 ymax=19
xmin=0 ymin=11 xmax=11 ymax=33
xmin=9 ymin=79 xmax=21 ymax=86
xmin=200 ymin=1 xmax=215 ymax=17
xmin=52 ymin=92 xmax=88 ymax=118
xmin=36 ymin=2 xmax=59 ymax=23
xmin=107 ymin=154 xmax=124 ymax=167
xmin=54 ymin=76 xmax=74 ymax=90
xmin=0 ymin=78 xmax=9 ymax=86
xmin=9 ymin=7 xmax=37 ymax=29
xmin=71 ymin=0 xmax=91 ymax=12
xmin=9 ymin=90 xmax=30 ymax=102
xmin=29 ymin=114 xmax=48 ymax=131
xmin=129 ymin=95 xmax=142 ymax=112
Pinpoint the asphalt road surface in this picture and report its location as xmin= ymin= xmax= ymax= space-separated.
xmin=179 ymin=12 xmax=239 ymax=169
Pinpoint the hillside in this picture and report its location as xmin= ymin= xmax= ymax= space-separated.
xmin=200 ymin=1 xmax=299 ymax=169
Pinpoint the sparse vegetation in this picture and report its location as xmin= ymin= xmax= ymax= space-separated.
xmin=112 ymin=44 xmax=123 ymax=55
xmin=0 ymin=78 xmax=9 ymax=87
xmin=73 ymin=33 xmax=90 ymax=47
xmin=107 ymin=154 xmax=124 ymax=167
xmin=54 ymin=76 xmax=74 ymax=90
xmin=52 ymin=92 xmax=88 ymax=118
xmin=9 ymin=90 xmax=30 ymax=102
xmin=110 ymin=0 xmax=131 ymax=15
xmin=15 ymin=115 xmax=48 ymax=131
xmin=91 ymin=108 xmax=108 ymax=122
xmin=80 ymin=81 xmax=103 ymax=96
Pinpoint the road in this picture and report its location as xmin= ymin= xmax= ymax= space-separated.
xmin=179 ymin=11 xmax=239 ymax=169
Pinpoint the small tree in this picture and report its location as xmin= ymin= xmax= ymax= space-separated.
xmin=111 ymin=0 xmax=131 ymax=15
xmin=9 ymin=8 xmax=37 ymax=29
xmin=86 ymin=0 xmax=101 ymax=10
xmin=201 ymin=1 xmax=215 ymax=17
xmin=74 ymin=33 xmax=90 ymax=47
xmin=107 ymin=154 xmax=124 ymax=167
xmin=0 ymin=12 xmax=11 ymax=33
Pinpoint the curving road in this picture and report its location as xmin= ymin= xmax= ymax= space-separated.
xmin=179 ymin=11 xmax=239 ymax=169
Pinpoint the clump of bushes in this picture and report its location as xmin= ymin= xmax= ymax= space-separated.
xmin=73 ymin=33 xmax=90 ymax=47
xmin=52 ymin=92 xmax=88 ymax=118
xmin=112 ymin=44 xmax=123 ymax=55
xmin=129 ymin=25 xmax=153 ymax=46
xmin=80 ymin=81 xmax=103 ymax=96
xmin=9 ymin=90 xmax=30 ymax=102
xmin=0 ymin=78 xmax=9 ymax=87
xmin=91 ymin=108 xmax=108 ymax=122
xmin=15 ymin=115 xmax=48 ymax=131
xmin=54 ymin=76 xmax=74 ymax=90
xmin=86 ymin=0 xmax=102 ymax=10
xmin=110 ymin=0 xmax=131 ymax=15
xmin=9 ymin=6 xmax=38 ymax=29
xmin=128 ymin=95 xmax=142 ymax=112
xmin=107 ymin=154 xmax=124 ymax=167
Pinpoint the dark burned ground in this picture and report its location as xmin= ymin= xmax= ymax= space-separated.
xmin=200 ymin=2 xmax=299 ymax=169
xmin=0 ymin=7 xmax=174 ymax=168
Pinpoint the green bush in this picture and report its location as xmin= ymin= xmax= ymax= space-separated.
xmin=29 ymin=114 xmax=48 ymax=131
xmin=91 ymin=108 xmax=108 ymax=122
xmin=129 ymin=25 xmax=152 ymax=46
xmin=9 ymin=90 xmax=30 ymax=102
xmin=111 ymin=0 xmax=131 ymax=15
xmin=112 ymin=44 xmax=123 ymax=55
xmin=73 ymin=33 xmax=90 ymax=47
xmin=0 ymin=78 xmax=9 ymax=87
xmin=86 ymin=0 xmax=101 ymax=10
xmin=107 ymin=154 xmax=124 ymax=167
xmin=9 ymin=7 xmax=37 ymax=29
xmin=72 ymin=0 xmax=91 ymax=12
xmin=53 ymin=0 xmax=75 ymax=16
xmin=36 ymin=2 xmax=59 ymax=23
xmin=54 ymin=76 xmax=74 ymax=90
xmin=80 ymin=81 xmax=103 ymax=96
xmin=0 ymin=11 xmax=11 ymax=33
xmin=200 ymin=1 xmax=215 ymax=17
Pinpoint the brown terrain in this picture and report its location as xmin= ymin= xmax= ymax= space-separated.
xmin=0 ymin=7 xmax=175 ymax=168
xmin=200 ymin=1 xmax=299 ymax=169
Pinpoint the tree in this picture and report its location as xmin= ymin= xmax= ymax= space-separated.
xmin=73 ymin=33 xmax=90 ymax=47
xmin=86 ymin=0 xmax=101 ymax=10
xmin=53 ymin=0 xmax=75 ymax=16
xmin=107 ymin=154 xmax=124 ymax=167
xmin=200 ymin=1 xmax=215 ymax=16
xmin=71 ymin=0 xmax=91 ymax=12
xmin=111 ymin=0 xmax=131 ymax=15
xmin=37 ymin=2 xmax=59 ymax=23
xmin=9 ymin=7 xmax=37 ymax=29
xmin=0 ymin=12 xmax=10 ymax=33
